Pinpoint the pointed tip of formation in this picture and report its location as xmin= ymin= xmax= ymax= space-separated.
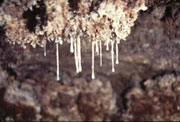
xmin=79 ymin=67 xmax=82 ymax=72
xmin=92 ymin=41 xmax=95 ymax=79
xmin=116 ymin=60 xmax=119 ymax=65
xmin=112 ymin=68 xmax=115 ymax=72
xmin=56 ymin=43 xmax=60 ymax=81
xmin=92 ymin=74 xmax=95 ymax=79
xmin=57 ymin=77 xmax=60 ymax=81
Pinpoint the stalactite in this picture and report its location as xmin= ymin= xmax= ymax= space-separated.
xmin=111 ymin=41 xmax=115 ymax=72
xmin=74 ymin=39 xmax=79 ymax=73
xmin=96 ymin=40 xmax=99 ymax=55
xmin=56 ymin=42 xmax=60 ymax=81
xmin=106 ymin=40 xmax=110 ymax=51
xmin=100 ymin=40 xmax=103 ymax=67
xmin=77 ymin=36 xmax=82 ymax=72
xmin=92 ymin=41 xmax=95 ymax=79
xmin=44 ymin=43 xmax=47 ymax=57
xmin=70 ymin=37 xmax=74 ymax=53
xmin=1 ymin=0 xmax=147 ymax=79
xmin=116 ymin=42 xmax=119 ymax=64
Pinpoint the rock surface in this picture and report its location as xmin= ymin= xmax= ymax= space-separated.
xmin=0 ymin=0 xmax=180 ymax=121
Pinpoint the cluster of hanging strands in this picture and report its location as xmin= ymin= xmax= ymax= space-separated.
xmin=91 ymin=40 xmax=120 ymax=79
xmin=43 ymin=38 xmax=120 ymax=81
xmin=36 ymin=0 xmax=147 ymax=81
xmin=41 ymin=0 xmax=147 ymax=81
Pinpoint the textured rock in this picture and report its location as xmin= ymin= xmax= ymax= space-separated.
xmin=122 ymin=73 xmax=180 ymax=121
xmin=0 ymin=0 xmax=180 ymax=121
xmin=0 ymin=0 xmax=147 ymax=47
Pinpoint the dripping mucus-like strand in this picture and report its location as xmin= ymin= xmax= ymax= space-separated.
xmin=116 ymin=42 xmax=119 ymax=64
xmin=95 ymin=40 xmax=99 ymax=55
xmin=56 ymin=42 xmax=60 ymax=81
xmin=77 ymin=36 xmax=82 ymax=72
xmin=92 ymin=41 xmax=95 ymax=79
xmin=44 ymin=44 xmax=47 ymax=57
xmin=111 ymin=41 xmax=115 ymax=72
xmin=100 ymin=40 xmax=102 ymax=66
xmin=70 ymin=37 xmax=74 ymax=53
xmin=74 ymin=39 xmax=79 ymax=73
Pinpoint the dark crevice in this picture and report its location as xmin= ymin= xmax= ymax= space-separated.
xmin=6 ymin=67 xmax=17 ymax=78
xmin=127 ymin=0 xmax=138 ymax=8
xmin=0 ymin=0 xmax=4 ymax=6
xmin=23 ymin=8 xmax=38 ymax=32
xmin=146 ymin=0 xmax=180 ymax=7
xmin=111 ymin=83 xmax=132 ymax=121
xmin=0 ymin=26 xmax=5 ymax=37
xmin=120 ymin=86 xmax=133 ymax=111
xmin=0 ymin=88 xmax=6 ymax=121
xmin=89 ymin=0 xmax=103 ymax=13
xmin=161 ymin=7 xmax=172 ymax=21
xmin=68 ymin=0 xmax=79 ymax=11
xmin=23 ymin=0 xmax=47 ymax=32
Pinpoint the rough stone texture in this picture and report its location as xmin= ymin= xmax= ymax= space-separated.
xmin=0 ymin=0 xmax=180 ymax=121
xmin=121 ymin=73 xmax=180 ymax=121
xmin=0 ymin=0 xmax=147 ymax=48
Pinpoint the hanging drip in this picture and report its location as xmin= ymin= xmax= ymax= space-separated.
xmin=106 ymin=40 xmax=110 ymax=51
xmin=74 ymin=39 xmax=79 ymax=73
xmin=70 ymin=37 xmax=74 ymax=53
xmin=56 ymin=42 xmax=60 ymax=81
xmin=77 ymin=36 xmax=82 ymax=72
xmin=44 ymin=43 xmax=47 ymax=57
xmin=100 ymin=40 xmax=102 ymax=67
xmin=95 ymin=40 xmax=99 ymax=55
xmin=116 ymin=42 xmax=119 ymax=64
xmin=58 ymin=37 xmax=63 ymax=45
xmin=111 ymin=41 xmax=115 ymax=72
xmin=92 ymin=41 xmax=95 ymax=79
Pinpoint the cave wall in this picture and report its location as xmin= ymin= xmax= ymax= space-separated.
xmin=0 ymin=0 xmax=180 ymax=121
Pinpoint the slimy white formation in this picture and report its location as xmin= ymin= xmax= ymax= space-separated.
xmin=92 ymin=41 xmax=95 ymax=79
xmin=43 ymin=0 xmax=147 ymax=80
xmin=56 ymin=42 xmax=60 ymax=81
xmin=116 ymin=41 xmax=119 ymax=65
xmin=53 ymin=38 xmax=121 ymax=80
xmin=1 ymin=0 xmax=147 ymax=80
xmin=100 ymin=40 xmax=103 ymax=67
xmin=111 ymin=41 xmax=115 ymax=72
xmin=43 ymin=41 xmax=47 ymax=57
